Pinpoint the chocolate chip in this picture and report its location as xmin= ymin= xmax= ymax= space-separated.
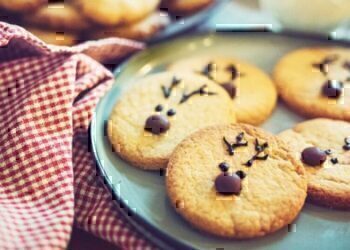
xmin=221 ymin=83 xmax=236 ymax=99
xmin=345 ymin=137 xmax=350 ymax=145
xmin=322 ymin=80 xmax=343 ymax=99
xmin=331 ymin=158 xmax=338 ymax=164
xmin=167 ymin=109 xmax=176 ymax=116
xmin=214 ymin=173 xmax=241 ymax=195
xmin=218 ymin=162 xmax=230 ymax=172
xmin=301 ymin=147 xmax=327 ymax=166
xmin=155 ymin=104 xmax=163 ymax=112
xmin=324 ymin=149 xmax=332 ymax=155
xmin=245 ymin=160 xmax=253 ymax=167
xmin=144 ymin=115 xmax=170 ymax=135
xmin=343 ymin=144 xmax=350 ymax=151
xmin=235 ymin=170 xmax=246 ymax=179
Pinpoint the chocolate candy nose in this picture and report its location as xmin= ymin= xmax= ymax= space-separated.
xmin=322 ymin=80 xmax=343 ymax=99
xmin=221 ymin=83 xmax=237 ymax=99
xmin=144 ymin=115 xmax=170 ymax=135
xmin=301 ymin=147 xmax=327 ymax=166
xmin=215 ymin=173 xmax=241 ymax=195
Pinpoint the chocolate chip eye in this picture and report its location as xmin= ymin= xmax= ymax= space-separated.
xmin=167 ymin=109 xmax=176 ymax=116
xmin=219 ymin=162 xmax=230 ymax=172
xmin=324 ymin=149 xmax=332 ymax=155
xmin=331 ymin=158 xmax=338 ymax=164
xmin=301 ymin=147 xmax=327 ymax=166
xmin=235 ymin=170 xmax=246 ymax=179
xmin=155 ymin=104 xmax=163 ymax=112
xmin=322 ymin=80 xmax=343 ymax=99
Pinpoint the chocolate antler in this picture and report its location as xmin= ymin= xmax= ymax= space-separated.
xmin=244 ymin=139 xmax=269 ymax=167
xmin=200 ymin=62 xmax=214 ymax=80
xmin=179 ymin=85 xmax=216 ymax=104
xmin=223 ymin=132 xmax=248 ymax=156
xmin=312 ymin=54 xmax=339 ymax=75
xmin=226 ymin=64 xmax=244 ymax=81
xmin=161 ymin=76 xmax=181 ymax=98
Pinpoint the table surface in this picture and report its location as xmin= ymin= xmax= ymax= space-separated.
xmin=69 ymin=1 xmax=270 ymax=249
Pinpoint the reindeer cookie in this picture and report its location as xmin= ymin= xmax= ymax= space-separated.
xmin=107 ymin=72 xmax=236 ymax=170
xmin=166 ymin=124 xmax=307 ymax=238
xmin=168 ymin=56 xmax=277 ymax=125
xmin=278 ymin=118 xmax=350 ymax=209
xmin=274 ymin=47 xmax=350 ymax=121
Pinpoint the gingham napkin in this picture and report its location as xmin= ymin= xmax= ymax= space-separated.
xmin=0 ymin=22 xmax=155 ymax=249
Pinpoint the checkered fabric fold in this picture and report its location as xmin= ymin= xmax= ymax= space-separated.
xmin=0 ymin=22 xmax=154 ymax=249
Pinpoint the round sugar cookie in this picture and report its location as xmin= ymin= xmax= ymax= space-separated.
xmin=89 ymin=11 xmax=170 ymax=41
xmin=166 ymin=124 xmax=307 ymax=238
xmin=274 ymin=47 xmax=350 ymax=121
xmin=278 ymin=118 xmax=350 ymax=209
xmin=24 ymin=3 xmax=91 ymax=31
xmin=168 ymin=56 xmax=277 ymax=125
xmin=73 ymin=0 xmax=160 ymax=26
xmin=108 ymin=72 xmax=236 ymax=170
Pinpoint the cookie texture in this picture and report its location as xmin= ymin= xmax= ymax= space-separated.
xmin=278 ymin=118 xmax=350 ymax=209
xmin=166 ymin=124 xmax=307 ymax=238
xmin=24 ymin=3 xmax=91 ymax=31
xmin=89 ymin=11 xmax=170 ymax=41
xmin=73 ymin=0 xmax=160 ymax=26
xmin=274 ymin=47 xmax=350 ymax=121
xmin=168 ymin=56 xmax=277 ymax=125
xmin=108 ymin=72 xmax=236 ymax=170
xmin=161 ymin=0 xmax=213 ymax=15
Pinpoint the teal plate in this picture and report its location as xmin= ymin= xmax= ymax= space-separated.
xmin=91 ymin=32 xmax=350 ymax=250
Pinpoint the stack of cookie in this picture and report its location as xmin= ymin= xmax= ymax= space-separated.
xmin=0 ymin=0 xmax=214 ymax=46
xmin=108 ymin=49 xmax=350 ymax=239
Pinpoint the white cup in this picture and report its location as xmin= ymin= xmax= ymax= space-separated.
xmin=260 ymin=0 xmax=350 ymax=33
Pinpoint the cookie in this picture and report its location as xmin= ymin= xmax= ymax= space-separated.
xmin=166 ymin=124 xmax=307 ymax=238
xmin=107 ymin=72 xmax=236 ymax=170
xmin=27 ymin=27 xmax=78 ymax=46
xmin=168 ymin=56 xmax=277 ymax=125
xmin=89 ymin=11 xmax=170 ymax=41
xmin=24 ymin=3 xmax=91 ymax=32
xmin=278 ymin=118 xmax=350 ymax=209
xmin=0 ymin=0 xmax=45 ymax=13
xmin=161 ymin=0 xmax=213 ymax=15
xmin=73 ymin=0 xmax=160 ymax=26
xmin=274 ymin=47 xmax=350 ymax=121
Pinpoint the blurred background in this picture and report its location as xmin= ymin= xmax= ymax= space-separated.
xmin=1 ymin=0 xmax=350 ymax=47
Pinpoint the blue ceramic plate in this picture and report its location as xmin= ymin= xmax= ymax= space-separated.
xmin=91 ymin=32 xmax=350 ymax=250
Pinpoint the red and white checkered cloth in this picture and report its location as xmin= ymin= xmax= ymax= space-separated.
xmin=0 ymin=22 xmax=155 ymax=249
